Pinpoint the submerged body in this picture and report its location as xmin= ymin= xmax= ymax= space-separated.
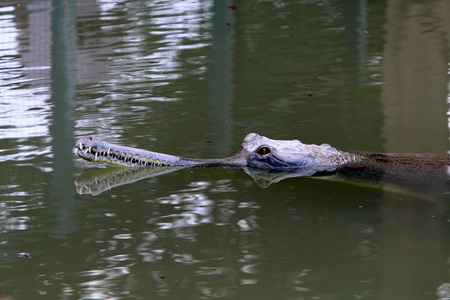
xmin=75 ymin=133 xmax=450 ymax=182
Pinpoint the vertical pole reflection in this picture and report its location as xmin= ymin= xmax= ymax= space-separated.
xmin=343 ymin=0 xmax=367 ymax=77
xmin=207 ymin=0 xmax=235 ymax=156
xmin=50 ymin=0 xmax=78 ymax=236
xmin=379 ymin=0 xmax=449 ymax=298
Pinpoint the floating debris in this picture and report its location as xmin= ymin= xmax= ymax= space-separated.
xmin=18 ymin=252 xmax=31 ymax=258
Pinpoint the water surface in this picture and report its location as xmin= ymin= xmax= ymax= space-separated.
xmin=0 ymin=0 xmax=449 ymax=299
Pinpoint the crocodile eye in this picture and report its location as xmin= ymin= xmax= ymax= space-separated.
xmin=256 ymin=146 xmax=271 ymax=156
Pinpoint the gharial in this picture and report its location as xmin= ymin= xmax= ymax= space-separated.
xmin=75 ymin=133 xmax=450 ymax=182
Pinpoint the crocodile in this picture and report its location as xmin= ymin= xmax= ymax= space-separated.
xmin=75 ymin=133 xmax=450 ymax=195
xmin=75 ymin=133 xmax=364 ymax=170
xmin=75 ymin=133 xmax=449 ymax=179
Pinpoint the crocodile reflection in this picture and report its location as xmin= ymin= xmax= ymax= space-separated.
xmin=75 ymin=165 xmax=330 ymax=195
xmin=75 ymin=166 xmax=183 ymax=196
xmin=74 ymin=164 xmax=447 ymax=197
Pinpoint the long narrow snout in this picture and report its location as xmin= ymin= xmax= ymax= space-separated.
xmin=75 ymin=136 xmax=182 ymax=167
xmin=75 ymin=136 xmax=247 ymax=168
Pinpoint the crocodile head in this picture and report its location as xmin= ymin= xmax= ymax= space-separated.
xmin=75 ymin=133 xmax=361 ymax=170
xmin=240 ymin=133 xmax=358 ymax=170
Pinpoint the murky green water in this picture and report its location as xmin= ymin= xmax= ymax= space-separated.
xmin=0 ymin=0 xmax=449 ymax=299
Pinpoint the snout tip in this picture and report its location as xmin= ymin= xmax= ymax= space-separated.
xmin=75 ymin=141 xmax=84 ymax=150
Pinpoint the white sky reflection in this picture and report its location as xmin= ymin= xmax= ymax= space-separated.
xmin=0 ymin=3 xmax=51 ymax=140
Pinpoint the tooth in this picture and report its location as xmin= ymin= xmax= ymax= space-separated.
xmin=94 ymin=152 xmax=98 ymax=161
xmin=107 ymin=147 xmax=111 ymax=155
xmin=78 ymin=142 xmax=83 ymax=150
xmin=88 ymin=147 xmax=91 ymax=153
